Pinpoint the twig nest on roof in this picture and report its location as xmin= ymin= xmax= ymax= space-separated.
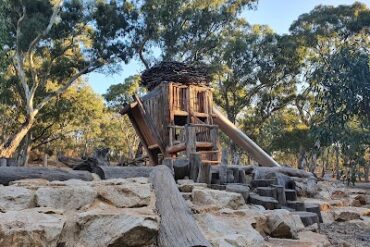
xmin=141 ymin=61 xmax=211 ymax=90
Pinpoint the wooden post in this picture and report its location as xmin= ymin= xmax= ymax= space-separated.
xmin=197 ymin=162 xmax=211 ymax=184
xmin=189 ymin=153 xmax=201 ymax=181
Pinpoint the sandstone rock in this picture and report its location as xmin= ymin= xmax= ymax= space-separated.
xmin=266 ymin=238 xmax=322 ymax=247
xmin=177 ymin=179 xmax=207 ymax=193
xmin=195 ymin=213 xmax=265 ymax=247
xmin=182 ymin=192 xmax=192 ymax=200
xmin=352 ymin=194 xmax=367 ymax=206
xmin=298 ymin=231 xmax=331 ymax=247
xmin=331 ymin=190 xmax=347 ymax=199
xmin=9 ymin=178 xmax=49 ymax=187
xmin=98 ymin=178 xmax=148 ymax=186
xmin=0 ymin=210 xmax=65 ymax=247
xmin=36 ymin=186 xmax=97 ymax=210
xmin=334 ymin=210 xmax=361 ymax=222
xmin=49 ymin=179 xmax=93 ymax=186
xmin=97 ymin=183 xmax=151 ymax=208
xmin=192 ymin=188 xmax=245 ymax=209
xmin=0 ymin=186 xmax=35 ymax=211
xmin=263 ymin=209 xmax=305 ymax=238
xmin=321 ymin=211 xmax=335 ymax=224
xmin=75 ymin=208 xmax=159 ymax=247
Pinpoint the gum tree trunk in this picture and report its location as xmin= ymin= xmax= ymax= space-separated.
xmin=0 ymin=116 xmax=35 ymax=159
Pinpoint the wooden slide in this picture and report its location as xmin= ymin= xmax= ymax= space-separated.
xmin=212 ymin=107 xmax=280 ymax=167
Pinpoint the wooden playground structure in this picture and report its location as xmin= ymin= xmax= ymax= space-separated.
xmin=121 ymin=62 xmax=280 ymax=183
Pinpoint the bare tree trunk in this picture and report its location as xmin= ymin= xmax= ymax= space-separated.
xmin=298 ymin=145 xmax=305 ymax=170
xmin=0 ymin=117 xmax=34 ymax=159
xmin=365 ymin=162 xmax=369 ymax=183
xmin=321 ymin=148 xmax=328 ymax=178
xmin=43 ymin=153 xmax=48 ymax=167
xmin=20 ymin=133 xmax=32 ymax=167
xmin=335 ymin=145 xmax=340 ymax=180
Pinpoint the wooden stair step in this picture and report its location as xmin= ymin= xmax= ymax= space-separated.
xmin=285 ymin=189 xmax=297 ymax=201
xmin=251 ymin=179 xmax=276 ymax=188
xmin=281 ymin=206 xmax=295 ymax=212
xmin=208 ymin=184 xmax=226 ymax=190
xmin=249 ymin=192 xmax=281 ymax=210
xmin=256 ymin=187 xmax=276 ymax=198
xmin=226 ymin=184 xmax=250 ymax=201
xmin=305 ymin=204 xmax=323 ymax=223
xmin=291 ymin=211 xmax=319 ymax=227
xmin=287 ymin=200 xmax=306 ymax=211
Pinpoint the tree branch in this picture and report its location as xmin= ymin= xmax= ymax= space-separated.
xmin=36 ymin=64 xmax=98 ymax=111
xmin=28 ymin=0 xmax=64 ymax=104
xmin=14 ymin=3 xmax=30 ymax=112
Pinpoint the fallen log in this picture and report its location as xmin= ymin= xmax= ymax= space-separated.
xmin=94 ymin=166 xmax=154 ymax=179
xmin=57 ymin=155 xmax=84 ymax=168
xmin=244 ymin=166 xmax=315 ymax=179
xmin=150 ymin=165 xmax=210 ymax=247
xmin=74 ymin=162 xmax=154 ymax=179
xmin=0 ymin=167 xmax=93 ymax=185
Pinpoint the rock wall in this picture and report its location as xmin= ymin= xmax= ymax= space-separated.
xmin=0 ymin=178 xmax=159 ymax=247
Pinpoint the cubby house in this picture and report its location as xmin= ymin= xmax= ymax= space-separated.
xmin=121 ymin=82 xmax=221 ymax=166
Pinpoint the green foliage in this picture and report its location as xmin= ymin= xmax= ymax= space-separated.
xmin=103 ymin=75 xmax=145 ymax=110
xmin=133 ymin=0 xmax=257 ymax=66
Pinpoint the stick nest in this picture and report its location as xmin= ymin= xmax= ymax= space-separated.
xmin=141 ymin=61 xmax=211 ymax=90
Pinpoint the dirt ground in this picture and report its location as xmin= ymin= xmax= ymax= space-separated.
xmin=321 ymin=222 xmax=370 ymax=247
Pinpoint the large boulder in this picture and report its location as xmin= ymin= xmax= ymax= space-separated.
xmin=195 ymin=212 xmax=265 ymax=247
xmin=0 ymin=186 xmax=35 ymax=211
xmin=0 ymin=209 xmax=65 ymax=247
xmin=74 ymin=208 xmax=159 ymax=247
xmin=36 ymin=186 xmax=97 ymax=210
xmin=97 ymin=183 xmax=152 ymax=208
xmin=192 ymin=188 xmax=245 ymax=210
xmin=263 ymin=209 xmax=305 ymax=239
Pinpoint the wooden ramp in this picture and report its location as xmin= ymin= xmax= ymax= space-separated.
xmin=120 ymin=95 xmax=165 ymax=165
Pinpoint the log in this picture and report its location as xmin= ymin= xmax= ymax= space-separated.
xmin=252 ymin=166 xmax=315 ymax=179
xmin=96 ymin=166 xmax=155 ymax=179
xmin=150 ymin=166 xmax=210 ymax=247
xmin=213 ymin=107 xmax=280 ymax=167
xmin=0 ymin=167 xmax=93 ymax=185
xmin=57 ymin=155 xmax=84 ymax=168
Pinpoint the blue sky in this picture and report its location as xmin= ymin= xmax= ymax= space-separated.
xmin=87 ymin=0 xmax=369 ymax=95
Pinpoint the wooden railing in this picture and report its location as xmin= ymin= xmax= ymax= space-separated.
xmin=168 ymin=124 xmax=217 ymax=147
xmin=195 ymin=150 xmax=220 ymax=162
xmin=168 ymin=125 xmax=186 ymax=146
xmin=172 ymin=86 xmax=187 ymax=111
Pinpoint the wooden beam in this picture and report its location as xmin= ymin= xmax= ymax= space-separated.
xmin=133 ymin=94 xmax=166 ymax=162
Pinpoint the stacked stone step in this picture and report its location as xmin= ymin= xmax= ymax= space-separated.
xmin=249 ymin=179 xmax=322 ymax=227
xmin=248 ymin=192 xmax=280 ymax=210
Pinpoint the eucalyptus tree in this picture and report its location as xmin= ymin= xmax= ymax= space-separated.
xmin=289 ymin=2 xmax=370 ymax=175
xmin=0 ymin=0 xmax=137 ymax=159
xmin=132 ymin=0 xmax=258 ymax=68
